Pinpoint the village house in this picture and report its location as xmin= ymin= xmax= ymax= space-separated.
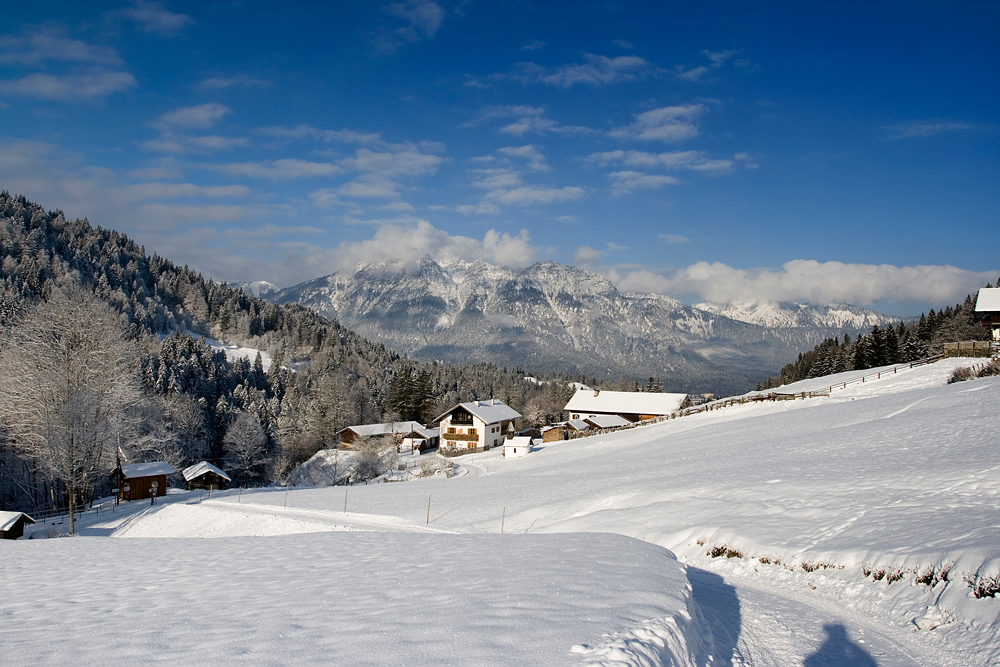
xmin=583 ymin=414 xmax=631 ymax=429
xmin=564 ymin=389 xmax=691 ymax=423
xmin=541 ymin=419 xmax=590 ymax=442
xmin=337 ymin=421 xmax=425 ymax=448
xmin=112 ymin=461 xmax=175 ymax=501
xmin=400 ymin=426 xmax=439 ymax=454
xmin=434 ymin=399 xmax=520 ymax=452
xmin=0 ymin=511 xmax=35 ymax=540
xmin=975 ymin=287 xmax=1000 ymax=342
xmin=182 ymin=462 xmax=231 ymax=491
xmin=503 ymin=436 xmax=533 ymax=458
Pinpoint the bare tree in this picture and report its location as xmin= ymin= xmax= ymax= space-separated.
xmin=351 ymin=434 xmax=397 ymax=482
xmin=222 ymin=411 xmax=271 ymax=486
xmin=0 ymin=288 xmax=144 ymax=534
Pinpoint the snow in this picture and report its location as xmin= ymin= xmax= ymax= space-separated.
xmin=0 ymin=510 xmax=34 ymax=532
xmin=974 ymin=287 xmax=1000 ymax=312
xmin=5 ymin=358 xmax=1000 ymax=665
xmin=119 ymin=461 xmax=175 ymax=478
xmin=181 ymin=461 xmax=231 ymax=482
xmin=435 ymin=399 xmax=521 ymax=424
xmin=200 ymin=334 xmax=274 ymax=373
xmin=565 ymin=389 xmax=689 ymax=417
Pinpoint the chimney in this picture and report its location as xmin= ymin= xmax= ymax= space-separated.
xmin=491 ymin=398 xmax=496 ymax=406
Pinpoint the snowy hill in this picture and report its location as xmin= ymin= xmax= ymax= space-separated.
xmin=6 ymin=358 xmax=999 ymax=665
xmin=232 ymin=280 xmax=279 ymax=299
xmin=270 ymin=257 xmax=893 ymax=394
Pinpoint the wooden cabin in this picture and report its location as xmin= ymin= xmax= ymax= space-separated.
xmin=112 ymin=462 xmax=175 ymax=501
xmin=337 ymin=421 xmax=425 ymax=448
xmin=182 ymin=461 xmax=231 ymax=491
xmin=0 ymin=511 xmax=35 ymax=540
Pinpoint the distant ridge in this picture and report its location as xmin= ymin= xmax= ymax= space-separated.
xmin=269 ymin=256 xmax=897 ymax=394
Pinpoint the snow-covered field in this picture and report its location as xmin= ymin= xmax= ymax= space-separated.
xmin=3 ymin=357 xmax=999 ymax=665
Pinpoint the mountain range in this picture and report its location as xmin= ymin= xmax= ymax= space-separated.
xmin=263 ymin=257 xmax=898 ymax=395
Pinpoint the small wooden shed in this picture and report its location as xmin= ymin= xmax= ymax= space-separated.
xmin=503 ymin=436 xmax=533 ymax=458
xmin=0 ymin=511 xmax=35 ymax=540
xmin=182 ymin=462 xmax=231 ymax=491
xmin=112 ymin=462 xmax=175 ymax=501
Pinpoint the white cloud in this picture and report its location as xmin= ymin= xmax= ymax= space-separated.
xmin=608 ymin=104 xmax=705 ymax=142
xmin=214 ymin=159 xmax=343 ymax=179
xmin=0 ymin=29 xmax=121 ymax=66
xmin=673 ymin=49 xmax=737 ymax=81
xmin=157 ymin=103 xmax=231 ymax=129
xmin=514 ymin=54 xmax=658 ymax=86
xmin=198 ymin=75 xmax=271 ymax=90
xmin=659 ymin=234 xmax=689 ymax=244
xmin=607 ymin=171 xmax=679 ymax=196
xmin=589 ymin=149 xmax=734 ymax=174
xmin=136 ymin=203 xmax=246 ymax=222
xmin=455 ymin=202 xmax=501 ymax=215
xmin=310 ymin=188 xmax=343 ymax=208
xmin=556 ymin=215 xmax=578 ymax=223
xmin=337 ymin=176 xmax=401 ymax=199
xmin=883 ymin=121 xmax=977 ymax=140
xmin=609 ymin=260 xmax=997 ymax=307
xmin=120 ymin=1 xmax=194 ymax=35
xmin=612 ymin=40 xmax=634 ymax=50
xmin=121 ymin=183 xmax=250 ymax=200
xmin=496 ymin=145 xmax=549 ymax=172
xmin=375 ymin=1 xmax=445 ymax=52
xmin=341 ymin=146 xmax=443 ymax=176
xmin=521 ymin=40 xmax=546 ymax=51
xmin=0 ymin=70 xmax=136 ymax=100
xmin=467 ymin=105 xmax=592 ymax=137
xmin=257 ymin=124 xmax=382 ymax=144
xmin=574 ymin=245 xmax=602 ymax=266
xmin=484 ymin=185 xmax=585 ymax=206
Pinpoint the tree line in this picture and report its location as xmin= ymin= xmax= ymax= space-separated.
xmin=757 ymin=288 xmax=996 ymax=390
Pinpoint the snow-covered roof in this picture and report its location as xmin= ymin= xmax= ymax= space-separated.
xmin=566 ymin=419 xmax=590 ymax=431
xmin=583 ymin=414 xmax=631 ymax=429
xmin=504 ymin=436 xmax=533 ymax=448
xmin=975 ymin=287 xmax=1000 ymax=312
xmin=119 ymin=462 xmax=175 ymax=478
xmin=182 ymin=461 xmax=232 ymax=482
xmin=565 ymin=389 xmax=688 ymax=416
xmin=338 ymin=421 xmax=425 ymax=438
xmin=402 ymin=427 xmax=438 ymax=440
xmin=435 ymin=399 xmax=521 ymax=425
xmin=0 ymin=511 xmax=34 ymax=531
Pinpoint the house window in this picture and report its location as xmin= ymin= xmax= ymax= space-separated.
xmin=448 ymin=441 xmax=456 ymax=447
xmin=468 ymin=428 xmax=476 ymax=436
xmin=447 ymin=427 xmax=456 ymax=434
xmin=467 ymin=442 xmax=474 ymax=449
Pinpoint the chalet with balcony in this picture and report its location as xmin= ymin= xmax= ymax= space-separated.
xmin=564 ymin=389 xmax=691 ymax=423
xmin=434 ymin=399 xmax=520 ymax=452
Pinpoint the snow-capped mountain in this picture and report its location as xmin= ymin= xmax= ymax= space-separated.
xmin=694 ymin=301 xmax=898 ymax=329
xmin=270 ymin=257 xmax=894 ymax=394
xmin=233 ymin=280 xmax=279 ymax=299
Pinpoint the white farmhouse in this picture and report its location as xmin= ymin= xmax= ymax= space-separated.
xmin=564 ymin=389 xmax=690 ymax=423
xmin=435 ymin=399 xmax=520 ymax=452
xmin=503 ymin=436 xmax=532 ymax=458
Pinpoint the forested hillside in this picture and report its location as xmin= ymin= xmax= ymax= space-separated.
xmin=758 ymin=290 xmax=996 ymax=389
xmin=0 ymin=193 xmax=571 ymax=514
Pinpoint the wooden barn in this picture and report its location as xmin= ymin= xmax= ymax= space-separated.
xmin=182 ymin=461 xmax=231 ymax=491
xmin=564 ymin=389 xmax=691 ymax=423
xmin=0 ymin=511 xmax=35 ymax=540
xmin=112 ymin=462 xmax=175 ymax=501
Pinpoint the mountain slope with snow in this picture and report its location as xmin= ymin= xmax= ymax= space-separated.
xmin=272 ymin=257 xmax=893 ymax=393
xmin=7 ymin=358 xmax=997 ymax=665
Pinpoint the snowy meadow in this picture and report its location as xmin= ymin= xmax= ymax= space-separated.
xmin=3 ymin=358 xmax=998 ymax=666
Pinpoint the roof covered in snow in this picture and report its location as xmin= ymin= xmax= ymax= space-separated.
xmin=402 ymin=427 xmax=438 ymax=440
xmin=435 ymin=399 xmax=521 ymax=425
xmin=565 ymin=389 xmax=688 ymax=416
xmin=566 ymin=419 xmax=590 ymax=431
xmin=119 ymin=462 xmax=175 ymax=478
xmin=975 ymin=287 xmax=1000 ymax=312
xmin=583 ymin=414 xmax=631 ymax=429
xmin=0 ymin=511 xmax=34 ymax=531
xmin=182 ymin=461 xmax=231 ymax=482
xmin=338 ymin=421 xmax=425 ymax=438
xmin=504 ymin=436 xmax=533 ymax=448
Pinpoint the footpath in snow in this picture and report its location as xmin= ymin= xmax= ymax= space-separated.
xmin=3 ymin=357 xmax=999 ymax=666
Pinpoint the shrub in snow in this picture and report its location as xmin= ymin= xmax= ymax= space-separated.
xmin=976 ymin=358 xmax=1000 ymax=377
xmin=947 ymin=366 xmax=974 ymax=384
xmin=914 ymin=563 xmax=952 ymax=587
xmin=965 ymin=571 xmax=1000 ymax=599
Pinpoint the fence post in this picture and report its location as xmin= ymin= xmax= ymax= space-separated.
xmin=501 ymin=506 xmax=506 ymax=534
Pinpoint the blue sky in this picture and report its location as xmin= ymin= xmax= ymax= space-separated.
xmin=1 ymin=1 xmax=997 ymax=315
